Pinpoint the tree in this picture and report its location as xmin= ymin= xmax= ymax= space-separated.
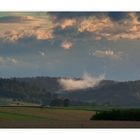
xmin=64 ymin=99 xmax=70 ymax=107
xmin=50 ymin=98 xmax=64 ymax=106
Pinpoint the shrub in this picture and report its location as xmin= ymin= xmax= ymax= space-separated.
xmin=90 ymin=109 xmax=140 ymax=121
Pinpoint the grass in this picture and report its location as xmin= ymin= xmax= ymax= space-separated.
xmin=51 ymin=106 xmax=111 ymax=112
xmin=0 ymin=111 xmax=47 ymax=121
xmin=0 ymin=106 xmax=140 ymax=128
xmin=53 ymin=105 xmax=136 ymax=112
xmin=0 ymin=107 xmax=94 ymax=121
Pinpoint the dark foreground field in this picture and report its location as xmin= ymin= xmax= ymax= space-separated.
xmin=0 ymin=107 xmax=140 ymax=128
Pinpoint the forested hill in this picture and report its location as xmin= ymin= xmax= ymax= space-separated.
xmin=0 ymin=77 xmax=61 ymax=105
xmin=61 ymin=80 xmax=140 ymax=106
xmin=0 ymin=77 xmax=140 ymax=106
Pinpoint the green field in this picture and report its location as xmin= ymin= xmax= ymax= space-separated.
xmin=0 ymin=107 xmax=94 ymax=121
xmin=0 ymin=107 xmax=94 ymax=128
xmin=0 ymin=107 xmax=140 ymax=128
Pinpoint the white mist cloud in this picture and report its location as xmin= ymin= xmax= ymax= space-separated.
xmin=89 ymin=49 xmax=122 ymax=60
xmin=39 ymin=51 xmax=45 ymax=56
xmin=58 ymin=73 xmax=105 ymax=91
xmin=0 ymin=56 xmax=18 ymax=64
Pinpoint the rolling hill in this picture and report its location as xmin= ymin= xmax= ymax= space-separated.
xmin=0 ymin=77 xmax=140 ymax=106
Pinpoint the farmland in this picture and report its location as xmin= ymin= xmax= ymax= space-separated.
xmin=0 ymin=107 xmax=140 ymax=128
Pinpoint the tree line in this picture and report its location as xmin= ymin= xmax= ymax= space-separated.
xmin=90 ymin=109 xmax=140 ymax=121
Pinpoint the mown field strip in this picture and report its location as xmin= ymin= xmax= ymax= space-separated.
xmin=0 ymin=107 xmax=95 ymax=121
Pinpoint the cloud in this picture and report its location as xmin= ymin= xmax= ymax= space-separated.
xmin=1 ymin=12 xmax=140 ymax=43
xmin=0 ymin=56 xmax=18 ymax=64
xmin=0 ymin=14 xmax=55 ymax=42
xmin=60 ymin=19 xmax=76 ymax=29
xmin=61 ymin=41 xmax=72 ymax=49
xmin=39 ymin=51 xmax=45 ymax=56
xmin=35 ymin=30 xmax=53 ymax=40
xmin=48 ymin=12 xmax=101 ymax=20
xmin=0 ymin=28 xmax=54 ymax=42
xmin=78 ymin=16 xmax=113 ymax=33
xmin=76 ymin=13 xmax=140 ymax=41
xmin=107 ymin=12 xmax=128 ymax=21
xmin=0 ymin=16 xmax=35 ymax=23
xmin=92 ymin=50 xmax=122 ymax=60
xmin=10 ymin=58 xmax=18 ymax=64
xmin=51 ymin=12 xmax=140 ymax=41
xmin=58 ymin=73 xmax=105 ymax=91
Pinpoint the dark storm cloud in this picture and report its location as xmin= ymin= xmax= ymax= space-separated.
xmin=0 ymin=16 xmax=34 ymax=23
xmin=48 ymin=12 xmax=103 ymax=20
xmin=107 ymin=12 xmax=128 ymax=21
xmin=49 ymin=12 xmax=130 ymax=22
xmin=53 ymin=25 xmax=96 ymax=43
xmin=135 ymin=13 xmax=140 ymax=21
xmin=53 ymin=26 xmax=77 ymax=38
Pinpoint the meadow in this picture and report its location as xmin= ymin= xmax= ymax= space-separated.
xmin=0 ymin=106 xmax=140 ymax=128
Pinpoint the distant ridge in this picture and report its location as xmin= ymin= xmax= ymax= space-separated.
xmin=0 ymin=76 xmax=140 ymax=106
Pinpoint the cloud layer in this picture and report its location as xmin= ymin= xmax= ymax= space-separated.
xmin=0 ymin=12 xmax=140 ymax=46
xmin=58 ymin=73 xmax=105 ymax=91
xmin=90 ymin=50 xmax=122 ymax=60
xmin=0 ymin=14 xmax=54 ymax=42
xmin=54 ymin=12 xmax=140 ymax=41
xmin=0 ymin=56 xmax=18 ymax=64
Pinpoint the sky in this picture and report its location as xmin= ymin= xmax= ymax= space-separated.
xmin=0 ymin=12 xmax=140 ymax=81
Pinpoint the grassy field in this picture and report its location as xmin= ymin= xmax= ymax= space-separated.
xmin=0 ymin=106 xmax=140 ymax=128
